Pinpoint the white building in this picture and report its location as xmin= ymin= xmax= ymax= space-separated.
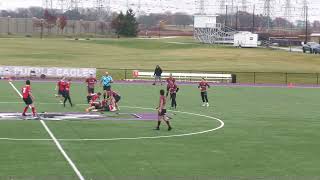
xmin=233 ymin=31 xmax=258 ymax=48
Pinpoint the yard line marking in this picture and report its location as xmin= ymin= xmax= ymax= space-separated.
xmin=8 ymin=81 xmax=86 ymax=180
xmin=39 ymin=120 xmax=85 ymax=180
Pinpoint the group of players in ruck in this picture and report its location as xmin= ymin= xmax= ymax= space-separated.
xmin=55 ymin=71 xmax=121 ymax=113
xmin=21 ymin=71 xmax=210 ymax=131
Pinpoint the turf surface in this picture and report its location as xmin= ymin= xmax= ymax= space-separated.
xmin=0 ymin=80 xmax=320 ymax=180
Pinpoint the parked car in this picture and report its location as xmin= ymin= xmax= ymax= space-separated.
xmin=302 ymin=42 xmax=320 ymax=53
xmin=313 ymin=44 xmax=320 ymax=54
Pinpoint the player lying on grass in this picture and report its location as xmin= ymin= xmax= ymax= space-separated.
xmin=55 ymin=77 xmax=66 ymax=103
xmin=63 ymin=79 xmax=73 ymax=107
xmin=198 ymin=78 xmax=210 ymax=107
xmin=85 ymin=92 xmax=116 ymax=112
xmin=22 ymin=80 xmax=37 ymax=117
xmin=85 ymin=73 xmax=97 ymax=103
xmin=155 ymin=89 xmax=172 ymax=131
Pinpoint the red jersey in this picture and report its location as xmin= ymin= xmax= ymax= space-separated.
xmin=86 ymin=77 xmax=97 ymax=88
xmin=198 ymin=81 xmax=210 ymax=92
xmin=57 ymin=80 xmax=66 ymax=91
xmin=91 ymin=93 xmax=100 ymax=102
xmin=168 ymin=83 xmax=178 ymax=94
xmin=22 ymin=85 xmax=31 ymax=99
xmin=166 ymin=77 xmax=176 ymax=85
xmin=65 ymin=82 xmax=71 ymax=92
xmin=159 ymin=95 xmax=166 ymax=109
xmin=101 ymin=99 xmax=107 ymax=107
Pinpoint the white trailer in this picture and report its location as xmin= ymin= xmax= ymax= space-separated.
xmin=233 ymin=31 xmax=258 ymax=48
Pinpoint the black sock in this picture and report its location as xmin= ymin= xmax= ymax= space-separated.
xmin=157 ymin=121 xmax=161 ymax=128
xmin=68 ymin=97 xmax=73 ymax=106
xmin=87 ymin=96 xmax=90 ymax=103
xmin=103 ymin=94 xmax=106 ymax=99
xmin=165 ymin=120 xmax=171 ymax=128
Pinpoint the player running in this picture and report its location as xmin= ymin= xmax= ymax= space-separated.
xmin=22 ymin=80 xmax=37 ymax=117
xmin=167 ymin=82 xmax=179 ymax=109
xmin=85 ymin=73 xmax=97 ymax=103
xmin=100 ymin=72 xmax=113 ymax=99
xmin=155 ymin=89 xmax=172 ymax=131
xmin=198 ymin=78 xmax=210 ymax=107
xmin=63 ymin=79 xmax=73 ymax=107
xmin=166 ymin=73 xmax=176 ymax=96
xmin=55 ymin=77 xmax=66 ymax=103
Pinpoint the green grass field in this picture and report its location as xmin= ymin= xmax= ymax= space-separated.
xmin=1 ymin=37 xmax=320 ymax=84
xmin=0 ymin=37 xmax=319 ymax=73
xmin=1 ymin=80 xmax=320 ymax=180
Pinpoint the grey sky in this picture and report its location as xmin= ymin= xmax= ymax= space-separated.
xmin=0 ymin=0 xmax=319 ymax=21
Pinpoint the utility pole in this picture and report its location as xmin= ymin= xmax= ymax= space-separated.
xmin=220 ymin=0 xmax=226 ymax=14
xmin=199 ymin=0 xmax=205 ymax=15
xmin=252 ymin=4 xmax=255 ymax=33
xmin=225 ymin=5 xmax=228 ymax=26
xmin=235 ymin=6 xmax=238 ymax=30
xmin=304 ymin=5 xmax=308 ymax=43
xmin=263 ymin=0 xmax=272 ymax=32
xmin=241 ymin=0 xmax=247 ymax=12
xmin=284 ymin=0 xmax=292 ymax=29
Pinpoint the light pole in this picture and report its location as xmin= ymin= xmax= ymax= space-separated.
xmin=158 ymin=20 xmax=162 ymax=38
xmin=40 ymin=19 xmax=44 ymax=39
xmin=7 ymin=16 xmax=11 ymax=35
xmin=80 ymin=19 xmax=83 ymax=36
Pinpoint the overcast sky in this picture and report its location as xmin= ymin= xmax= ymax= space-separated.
xmin=0 ymin=0 xmax=319 ymax=21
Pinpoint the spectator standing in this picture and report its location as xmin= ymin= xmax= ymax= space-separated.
xmin=153 ymin=65 xmax=163 ymax=85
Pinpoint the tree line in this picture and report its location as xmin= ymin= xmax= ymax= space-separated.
xmin=1 ymin=7 xmax=320 ymax=36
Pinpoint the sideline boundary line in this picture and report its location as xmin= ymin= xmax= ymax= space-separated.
xmin=8 ymin=81 xmax=86 ymax=180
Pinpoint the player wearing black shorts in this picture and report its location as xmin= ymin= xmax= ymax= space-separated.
xmin=63 ymin=79 xmax=73 ymax=107
xmin=155 ymin=89 xmax=172 ymax=131
xmin=100 ymin=72 xmax=113 ymax=99
xmin=22 ymin=80 xmax=37 ymax=117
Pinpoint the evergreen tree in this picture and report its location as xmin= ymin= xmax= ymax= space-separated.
xmin=111 ymin=9 xmax=138 ymax=37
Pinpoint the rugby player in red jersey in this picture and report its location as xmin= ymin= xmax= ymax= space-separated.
xmin=85 ymin=73 xmax=97 ymax=103
xmin=166 ymin=73 xmax=176 ymax=96
xmin=168 ymin=83 xmax=179 ymax=109
xmin=22 ymin=80 xmax=37 ymax=117
xmin=155 ymin=89 xmax=172 ymax=131
xmin=198 ymin=78 xmax=210 ymax=107
xmin=55 ymin=77 xmax=66 ymax=103
xmin=86 ymin=92 xmax=102 ymax=112
xmin=63 ymin=79 xmax=73 ymax=107
xmin=107 ymin=90 xmax=121 ymax=111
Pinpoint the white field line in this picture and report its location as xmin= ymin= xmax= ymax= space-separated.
xmin=0 ymin=100 xmax=225 ymax=141
xmin=8 ymin=81 xmax=86 ymax=180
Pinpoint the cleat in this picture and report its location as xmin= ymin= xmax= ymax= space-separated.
xmin=168 ymin=127 xmax=172 ymax=131
xmin=206 ymin=103 xmax=209 ymax=107
xmin=154 ymin=127 xmax=160 ymax=130
xmin=202 ymin=103 xmax=206 ymax=107
xmin=22 ymin=113 xmax=27 ymax=116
